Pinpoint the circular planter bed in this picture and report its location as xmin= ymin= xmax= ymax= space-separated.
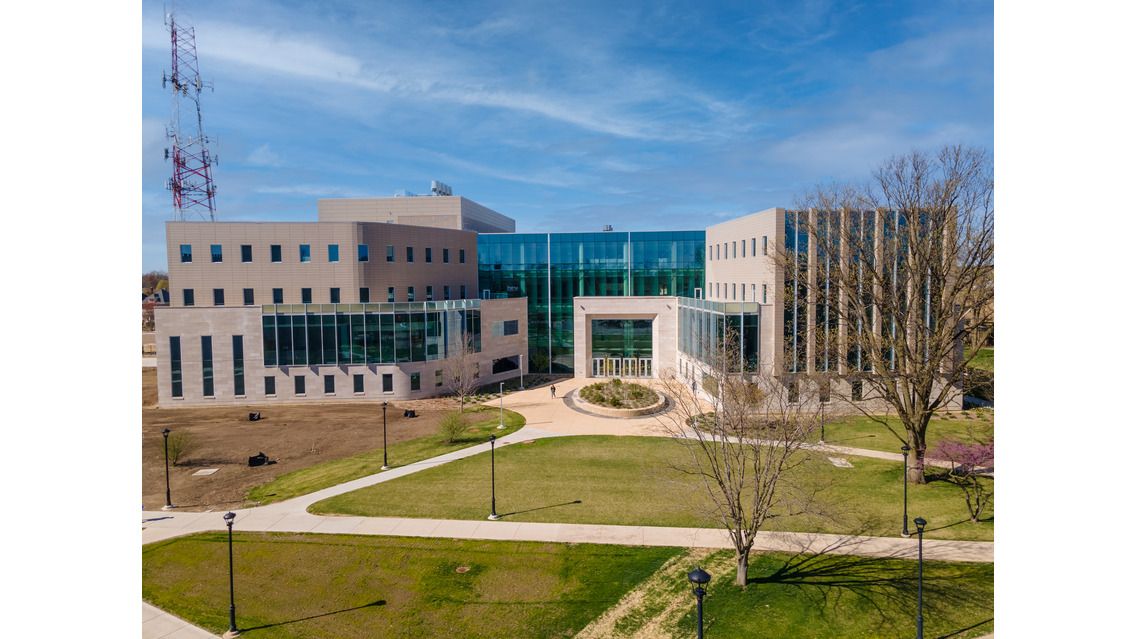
xmin=575 ymin=379 xmax=666 ymax=417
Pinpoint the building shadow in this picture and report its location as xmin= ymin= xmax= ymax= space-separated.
xmin=239 ymin=599 xmax=386 ymax=632
xmin=500 ymin=500 xmax=583 ymax=518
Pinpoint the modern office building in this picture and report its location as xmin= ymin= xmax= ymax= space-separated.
xmin=155 ymin=187 xmax=959 ymax=410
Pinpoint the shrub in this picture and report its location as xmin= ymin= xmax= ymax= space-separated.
xmin=438 ymin=412 xmax=469 ymax=443
xmin=165 ymin=430 xmax=194 ymax=465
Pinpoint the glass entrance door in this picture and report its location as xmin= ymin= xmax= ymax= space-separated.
xmin=622 ymin=358 xmax=634 ymax=378
xmin=638 ymin=358 xmax=652 ymax=377
xmin=609 ymin=358 xmax=621 ymax=377
xmin=592 ymin=358 xmax=604 ymax=377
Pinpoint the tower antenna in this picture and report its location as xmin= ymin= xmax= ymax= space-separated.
xmin=163 ymin=6 xmax=217 ymax=220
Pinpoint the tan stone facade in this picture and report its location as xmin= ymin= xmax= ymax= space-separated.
xmin=571 ymin=297 xmax=680 ymax=379
xmin=317 ymin=195 xmax=515 ymax=233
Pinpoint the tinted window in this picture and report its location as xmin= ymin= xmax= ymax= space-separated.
xmin=330 ymin=288 xmax=340 ymax=304
xmin=294 ymin=375 xmax=305 ymax=395
xmin=382 ymin=373 xmax=393 ymax=392
xmin=169 ymin=336 xmax=182 ymax=397
xmin=386 ymin=245 xmax=394 ymax=262
xmin=273 ymin=288 xmax=284 ymax=304
xmin=213 ymin=288 xmax=224 ymax=306
xmin=459 ymin=249 xmax=466 ymax=263
xmin=271 ymin=245 xmax=282 ymax=262
xmin=426 ymin=286 xmax=433 ymax=301
xmin=353 ymin=374 xmax=364 ymax=393
xmin=425 ymin=247 xmax=432 ymax=263
xmin=328 ymin=244 xmax=339 ymax=262
xmin=264 ymin=376 xmax=276 ymax=396
xmin=211 ymin=244 xmax=223 ymax=263
xmin=324 ymin=375 xmax=335 ymax=394
xmin=183 ymin=289 xmax=194 ymax=306
xmin=443 ymin=248 xmax=450 ymax=263
xmin=241 ymin=244 xmax=253 ymax=262
xmin=358 ymin=244 xmax=369 ymax=262
xmin=180 ymin=244 xmax=192 ymax=262
xmin=243 ymin=288 xmax=254 ymax=305
xmin=301 ymin=288 xmax=312 ymax=304
xmin=444 ymin=285 xmax=451 ymax=300
xmin=407 ymin=287 xmax=415 ymax=301
xmin=359 ymin=287 xmax=370 ymax=303
xmin=406 ymin=246 xmax=414 ymax=262
xmin=201 ymin=336 xmax=214 ymax=397
xmin=299 ymin=244 xmax=311 ymax=262
xmin=387 ymin=287 xmax=395 ymax=302
xmin=503 ymin=320 xmax=518 ymax=335
xmin=233 ymin=335 xmax=245 ymax=396
xmin=410 ymin=372 xmax=420 ymax=391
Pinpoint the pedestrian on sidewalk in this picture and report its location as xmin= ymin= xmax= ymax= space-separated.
xmin=550 ymin=384 xmax=557 ymax=399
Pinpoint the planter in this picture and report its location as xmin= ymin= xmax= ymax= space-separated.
xmin=574 ymin=388 xmax=667 ymax=418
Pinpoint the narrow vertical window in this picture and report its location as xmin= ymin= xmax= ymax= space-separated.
xmin=241 ymin=245 xmax=252 ymax=263
xmin=426 ymin=285 xmax=433 ymax=301
xmin=742 ymin=240 xmax=746 ymax=257
xmin=330 ymin=288 xmax=340 ymax=304
xmin=358 ymin=244 xmax=369 ymax=262
xmin=425 ymin=247 xmax=433 ymax=263
xmin=386 ymin=245 xmax=394 ymax=262
xmin=382 ymin=373 xmax=393 ymax=392
xmin=272 ymin=288 xmax=284 ymax=304
xmin=460 ymin=284 xmax=467 ymax=299
xmin=328 ymin=244 xmax=339 ymax=262
xmin=232 ymin=335 xmax=245 ymax=396
xmin=180 ymin=244 xmax=192 ymax=263
xmin=435 ymin=369 xmax=443 ymax=387
xmin=353 ymin=374 xmax=364 ymax=394
xmin=201 ymin=336 xmax=214 ymax=397
xmin=211 ymin=244 xmax=223 ymax=263
xmin=324 ymin=375 xmax=335 ymax=394
xmin=387 ymin=287 xmax=395 ymax=302
xmin=459 ymin=249 xmax=466 ymax=263
xmin=243 ymin=288 xmax=254 ymax=305
xmin=751 ymin=238 xmax=756 ymax=256
xmin=301 ymin=288 xmax=312 ymax=304
xmin=407 ymin=286 xmax=415 ymax=302
xmin=359 ymin=287 xmax=370 ymax=303
xmin=264 ymin=375 xmax=276 ymax=396
xmin=169 ymin=336 xmax=182 ymax=398
xmin=294 ymin=375 xmax=306 ymax=395
xmin=271 ymin=245 xmax=282 ymax=262
xmin=213 ymin=288 xmax=224 ymax=306
xmin=731 ymin=283 xmax=736 ymax=300
xmin=406 ymin=246 xmax=414 ymax=262
xmin=299 ymin=244 xmax=311 ymax=262
xmin=762 ymin=236 xmax=768 ymax=255
xmin=443 ymin=248 xmax=450 ymax=263
xmin=410 ymin=372 xmax=421 ymax=391
xmin=444 ymin=285 xmax=451 ymax=300
xmin=183 ymin=289 xmax=194 ymax=306
xmin=762 ymin=284 xmax=767 ymax=304
xmin=732 ymin=241 xmax=736 ymax=258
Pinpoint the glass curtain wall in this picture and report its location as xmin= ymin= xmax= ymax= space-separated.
xmin=678 ymin=297 xmax=760 ymax=372
xmin=783 ymin=211 xmax=809 ymax=373
xmin=260 ymin=302 xmax=480 ymax=366
xmin=479 ymin=231 xmax=705 ymax=374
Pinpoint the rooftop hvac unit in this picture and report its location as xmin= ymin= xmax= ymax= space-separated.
xmin=602 ymin=224 xmax=614 ymax=232
xmin=430 ymin=180 xmax=452 ymax=196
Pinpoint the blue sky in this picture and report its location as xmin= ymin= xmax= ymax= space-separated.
xmin=141 ymin=0 xmax=992 ymax=272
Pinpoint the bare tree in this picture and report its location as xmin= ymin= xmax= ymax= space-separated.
xmin=444 ymin=335 xmax=480 ymax=413
xmin=790 ymin=144 xmax=994 ymax=483
xmin=660 ymin=327 xmax=822 ymax=587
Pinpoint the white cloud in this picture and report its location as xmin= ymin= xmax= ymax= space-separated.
xmin=246 ymin=144 xmax=282 ymax=167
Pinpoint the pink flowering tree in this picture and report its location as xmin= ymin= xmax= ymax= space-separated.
xmin=930 ymin=435 xmax=994 ymax=523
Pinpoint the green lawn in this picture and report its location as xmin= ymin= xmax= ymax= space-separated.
xmin=968 ymin=347 xmax=994 ymax=372
xmin=143 ymin=532 xmax=678 ymax=639
xmin=677 ymin=550 xmax=993 ymax=638
xmin=312 ymin=435 xmax=992 ymax=541
xmin=246 ymin=406 xmax=525 ymax=505
xmin=818 ymin=410 xmax=993 ymax=455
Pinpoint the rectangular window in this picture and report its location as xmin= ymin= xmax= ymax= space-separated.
xmin=443 ymin=285 xmax=451 ymax=300
xmin=503 ymin=319 xmax=519 ymax=335
xmin=359 ymin=287 xmax=370 ymax=303
xmin=741 ymin=285 xmax=746 ymax=301
xmin=213 ymin=288 xmax=225 ymax=306
xmin=328 ymin=244 xmax=339 ymax=262
xmin=272 ymin=288 xmax=284 ymax=304
xmin=731 ymin=283 xmax=736 ymax=300
xmin=435 ymin=369 xmax=443 ymax=387
xmin=386 ymin=245 xmax=394 ymax=262
xmin=241 ymin=244 xmax=253 ymax=263
xmin=211 ymin=244 xmax=223 ymax=263
xmin=294 ymin=375 xmax=306 ymax=396
xmin=271 ymin=244 xmax=282 ymax=262
xmin=353 ymin=374 xmax=364 ymax=394
xmin=330 ymin=288 xmax=340 ymax=304
xmin=183 ymin=289 xmax=194 ymax=306
xmin=732 ymin=241 xmax=736 ymax=258
xmin=426 ymin=286 xmax=433 ymax=301
xmin=410 ymin=372 xmax=421 ymax=391
xmin=851 ymin=380 xmax=863 ymax=401
xmin=742 ymin=240 xmax=746 ymax=257
xmin=382 ymin=373 xmax=393 ymax=393
xmin=762 ymin=284 xmax=768 ymax=304
xmin=407 ymin=286 xmax=415 ymax=302
xmin=459 ymin=249 xmax=466 ymax=263
xmin=425 ymin=247 xmax=432 ymax=263
xmin=180 ymin=244 xmax=192 ymax=263
xmin=406 ymin=246 xmax=414 ymax=262
xmin=443 ymin=248 xmax=450 ymax=263
xmin=460 ymin=284 xmax=467 ymax=299
xmin=751 ymin=238 xmax=756 ymax=256
xmin=264 ymin=375 xmax=276 ymax=396
xmin=324 ymin=374 xmax=335 ymax=394
xmin=762 ymin=236 xmax=768 ymax=255
xmin=708 ymin=244 xmax=713 ymax=261
xmin=358 ymin=244 xmax=369 ymax=262
xmin=301 ymin=288 xmax=312 ymax=304
xmin=243 ymin=288 xmax=254 ymax=305
xmin=387 ymin=287 xmax=395 ymax=302
xmin=232 ymin=335 xmax=245 ymax=396
xmin=201 ymin=336 xmax=214 ymax=397
xmin=169 ymin=336 xmax=182 ymax=398
xmin=299 ymin=244 xmax=311 ymax=262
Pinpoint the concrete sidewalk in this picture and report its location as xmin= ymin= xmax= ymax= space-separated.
xmin=143 ymin=601 xmax=216 ymax=638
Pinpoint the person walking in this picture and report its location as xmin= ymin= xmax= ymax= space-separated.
xmin=550 ymin=384 xmax=557 ymax=399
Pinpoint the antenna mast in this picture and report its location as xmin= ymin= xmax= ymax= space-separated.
xmin=163 ymin=7 xmax=217 ymax=221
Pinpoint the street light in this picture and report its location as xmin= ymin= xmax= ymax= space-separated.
xmin=687 ymin=566 xmax=711 ymax=639
xmin=914 ymin=516 xmax=927 ymax=639
xmin=381 ymin=401 xmax=389 ymax=471
xmin=487 ymin=434 xmax=500 ymax=520
xmin=520 ymin=354 xmax=524 ymax=389
xmin=161 ymin=428 xmax=173 ymax=510
xmin=498 ymin=382 xmax=505 ymax=429
xmin=223 ymin=511 xmax=239 ymax=639
xmin=901 ymin=444 xmax=911 ymax=537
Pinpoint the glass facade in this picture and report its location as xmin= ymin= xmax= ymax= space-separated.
xmin=169 ymin=336 xmax=182 ymax=398
xmin=201 ymin=336 xmax=214 ymax=397
xmin=233 ymin=335 xmax=245 ymax=396
xmin=261 ymin=300 xmax=482 ymax=367
xmin=678 ymin=297 xmax=760 ymax=372
xmin=478 ymin=230 xmax=704 ymax=373
xmin=591 ymin=319 xmax=653 ymax=359
xmin=784 ymin=211 xmax=809 ymax=373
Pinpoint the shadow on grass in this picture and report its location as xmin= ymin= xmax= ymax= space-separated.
xmin=924 ymin=516 xmax=993 ymax=533
xmin=240 ymin=599 xmax=386 ymax=633
xmin=937 ymin=617 xmax=994 ymax=638
xmin=501 ymin=500 xmax=583 ymax=518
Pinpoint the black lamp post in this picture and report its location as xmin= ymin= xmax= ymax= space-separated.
xmin=381 ymin=401 xmax=389 ymax=471
xmin=914 ymin=516 xmax=927 ymax=639
xmin=901 ymin=444 xmax=911 ymax=537
xmin=498 ymin=382 xmax=505 ymax=429
xmin=161 ymin=428 xmax=173 ymax=510
xmin=487 ymin=434 xmax=500 ymax=520
xmin=223 ymin=511 xmax=239 ymax=638
xmin=688 ymin=566 xmax=711 ymax=639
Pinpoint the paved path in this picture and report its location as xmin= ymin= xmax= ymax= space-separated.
xmin=143 ymin=602 xmax=215 ymax=638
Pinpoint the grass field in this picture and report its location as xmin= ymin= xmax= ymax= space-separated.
xmin=312 ymin=435 xmax=992 ymax=541
xmin=817 ymin=410 xmax=993 ymax=454
xmin=968 ymin=347 xmax=994 ymax=372
xmin=676 ymin=550 xmax=993 ymax=638
xmin=247 ymin=406 xmax=525 ymax=505
xmin=142 ymin=532 xmax=679 ymax=639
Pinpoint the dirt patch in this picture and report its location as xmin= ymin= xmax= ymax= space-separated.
xmin=142 ymin=368 xmax=466 ymax=511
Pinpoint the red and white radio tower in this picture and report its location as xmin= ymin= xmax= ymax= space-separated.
xmin=163 ymin=9 xmax=217 ymax=221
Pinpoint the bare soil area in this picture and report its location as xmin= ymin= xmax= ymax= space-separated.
xmin=142 ymin=368 xmax=468 ymax=511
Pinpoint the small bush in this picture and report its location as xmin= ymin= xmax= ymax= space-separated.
xmin=438 ymin=412 xmax=469 ymax=443
xmin=165 ymin=431 xmax=194 ymax=465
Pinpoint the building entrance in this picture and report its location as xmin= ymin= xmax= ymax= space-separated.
xmin=590 ymin=318 xmax=653 ymax=378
